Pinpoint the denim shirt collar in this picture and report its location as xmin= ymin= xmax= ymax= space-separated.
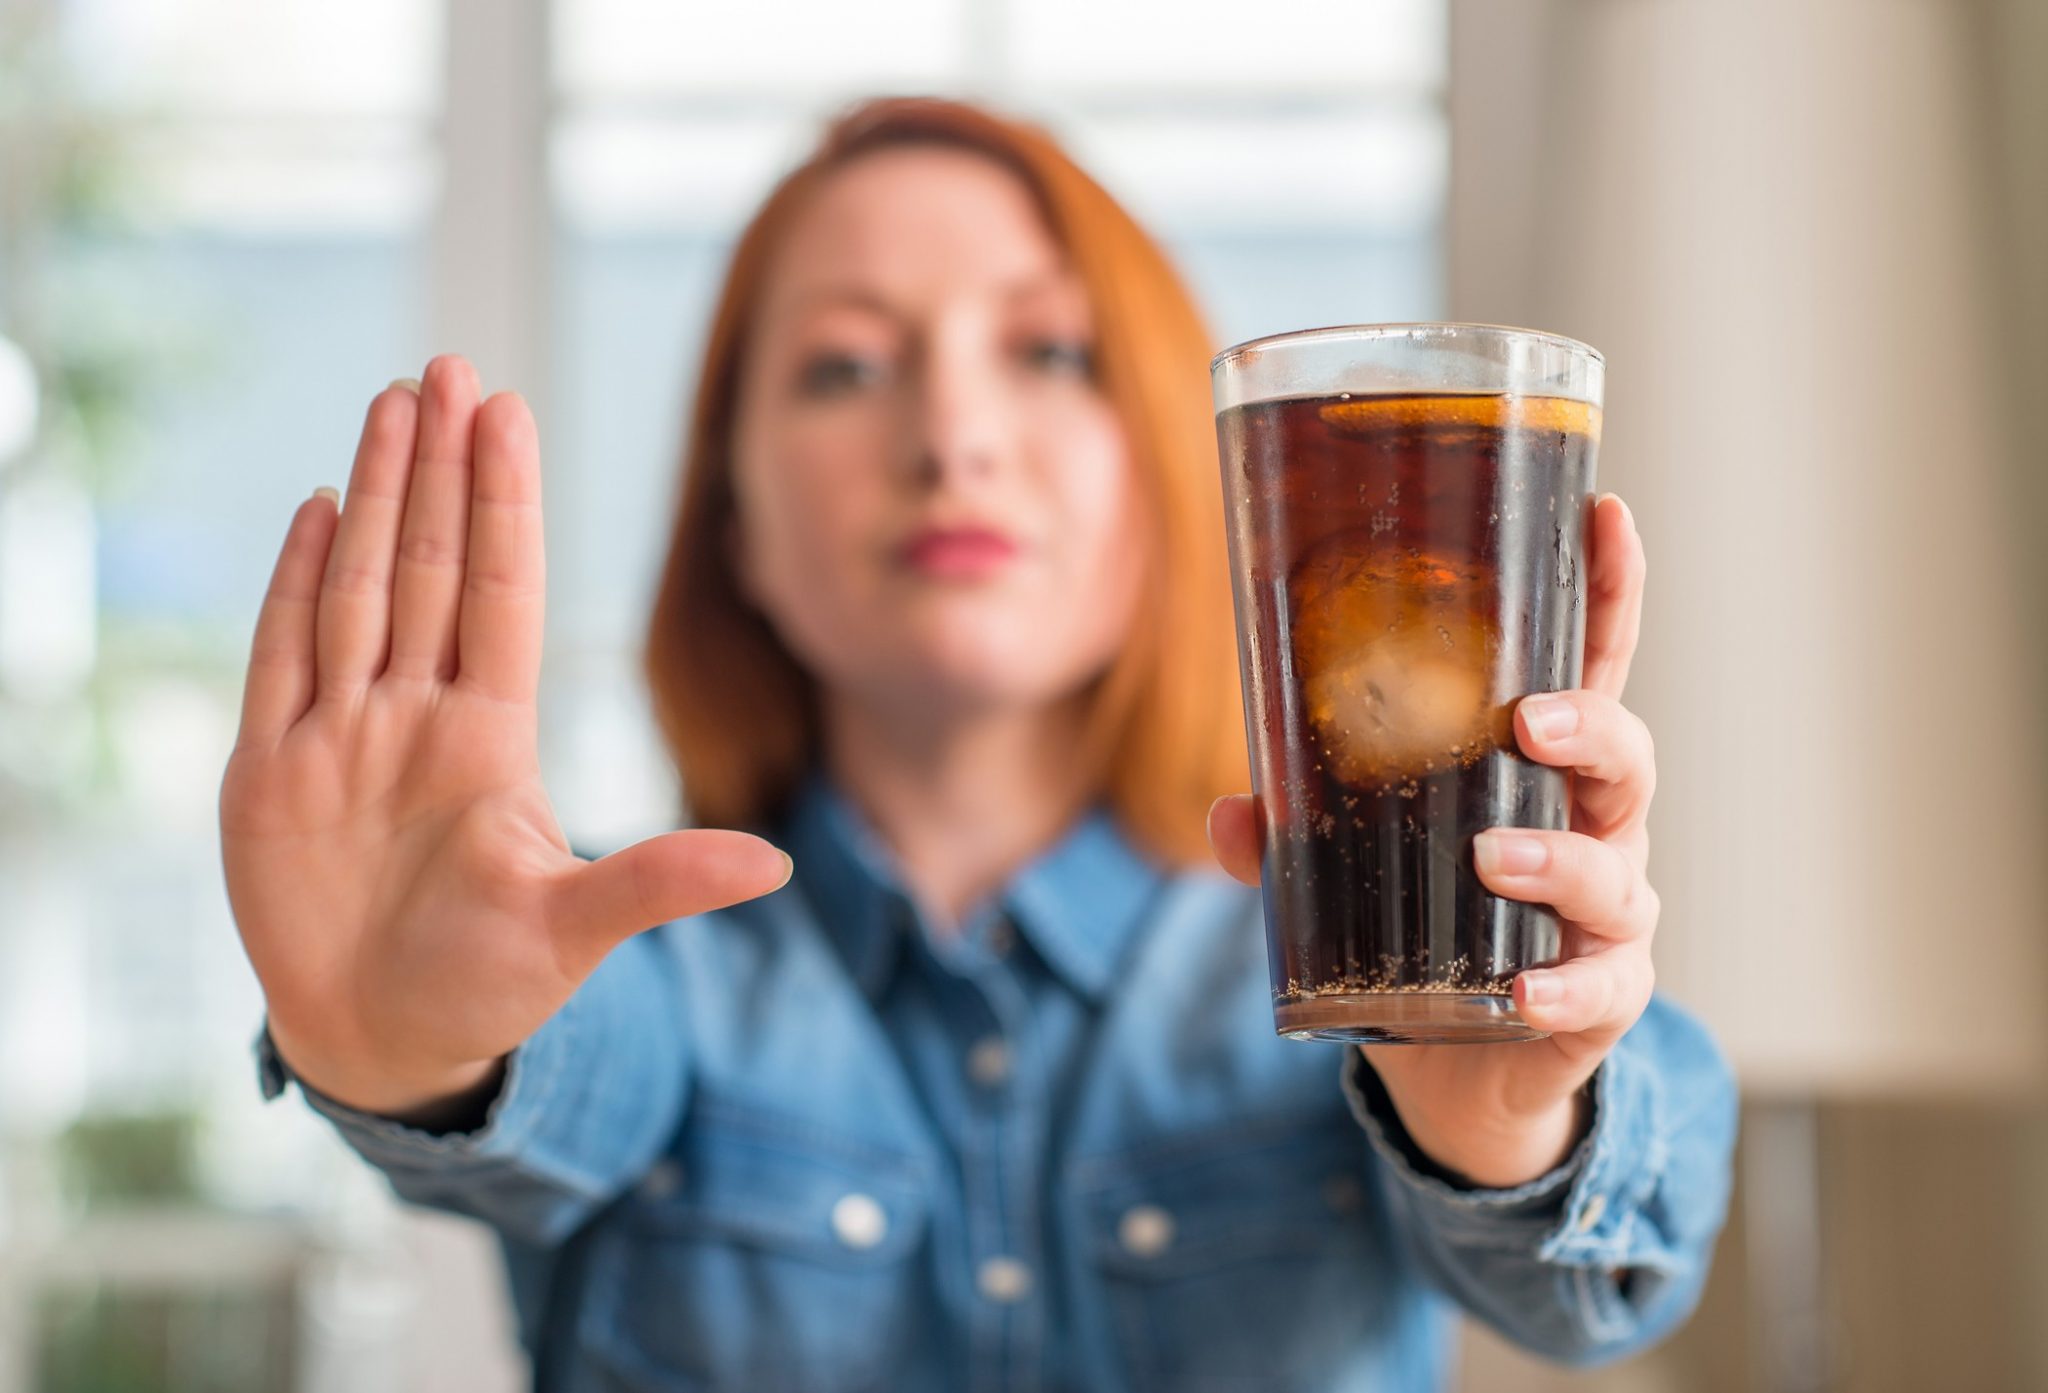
xmin=776 ymin=769 xmax=1166 ymax=1002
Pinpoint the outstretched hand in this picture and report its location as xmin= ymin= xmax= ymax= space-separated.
xmin=220 ymin=355 xmax=791 ymax=1121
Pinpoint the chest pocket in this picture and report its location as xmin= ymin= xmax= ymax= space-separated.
xmin=579 ymin=1099 xmax=934 ymax=1393
xmin=1074 ymin=1118 xmax=1404 ymax=1393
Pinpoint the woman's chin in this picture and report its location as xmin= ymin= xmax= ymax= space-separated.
xmin=852 ymin=637 xmax=1097 ymax=718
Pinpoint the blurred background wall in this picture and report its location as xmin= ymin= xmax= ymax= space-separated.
xmin=0 ymin=0 xmax=2042 ymax=1389
xmin=1446 ymin=1 xmax=2048 ymax=1390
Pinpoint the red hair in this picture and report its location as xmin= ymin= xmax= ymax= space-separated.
xmin=642 ymin=95 xmax=1245 ymax=865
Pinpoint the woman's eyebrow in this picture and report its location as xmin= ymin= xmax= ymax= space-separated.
xmin=1001 ymin=270 xmax=1088 ymax=306
xmin=780 ymin=287 xmax=907 ymax=326
xmin=783 ymin=272 xmax=1085 ymax=323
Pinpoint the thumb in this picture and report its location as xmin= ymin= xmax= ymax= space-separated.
xmin=547 ymin=828 xmax=793 ymax=959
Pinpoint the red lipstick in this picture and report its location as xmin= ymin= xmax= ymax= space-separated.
xmin=897 ymin=525 xmax=1019 ymax=580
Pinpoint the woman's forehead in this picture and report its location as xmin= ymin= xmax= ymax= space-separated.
xmin=774 ymin=271 xmax=1091 ymax=328
xmin=762 ymin=148 xmax=1083 ymax=318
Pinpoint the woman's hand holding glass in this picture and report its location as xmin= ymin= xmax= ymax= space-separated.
xmin=1208 ymin=494 xmax=1658 ymax=1188
xmin=218 ymin=355 xmax=790 ymax=1123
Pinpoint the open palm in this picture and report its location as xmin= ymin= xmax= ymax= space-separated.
xmin=219 ymin=356 xmax=788 ymax=1117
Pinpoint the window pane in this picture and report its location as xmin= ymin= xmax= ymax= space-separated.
xmin=553 ymin=112 xmax=815 ymax=233
xmin=84 ymin=230 xmax=430 ymax=634
xmin=1007 ymin=0 xmax=1444 ymax=94
xmin=1049 ymin=107 xmax=1446 ymax=232
xmin=1173 ymin=229 xmax=1441 ymax=349
xmin=555 ymin=0 xmax=966 ymax=103
xmin=543 ymin=227 xmax=732 ymax=843
xmin=57 ymin=0 xmax=441 ymax=118
xmin=122 ymin=123 xmax=435 ymax=233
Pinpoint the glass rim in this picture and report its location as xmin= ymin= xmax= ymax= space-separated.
xmin=1209 ymin=321 xmax=1605 ymax=375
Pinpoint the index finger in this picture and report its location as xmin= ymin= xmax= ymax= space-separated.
xmin=1581 ymin=492 xmax=1645 ymax=701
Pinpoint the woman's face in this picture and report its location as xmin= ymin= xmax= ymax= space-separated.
xmin=729 ymin=145 xmax=1144 ymax=725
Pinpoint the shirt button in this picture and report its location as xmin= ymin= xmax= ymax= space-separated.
xmin=1576 ymin=1194 xmax=1608 ymax=1233
xmin=966 ymin=1035 xmax=1011 ymax=1088
xmin=1117 ymin=1204 xmax=1176 ymax=1259
xmin=976 ymin=1255 xmax=1033 ymax=1303
xmin=1322 ymin=1173 xmax=1364 ymax=1214
xmin=638 ymin=1159 xmax=683 ymax=1199
xmin=831 ymin=1192 xmax=888 ymax=1250
xmin=985 ymin=917 xmax=1016 ymax=957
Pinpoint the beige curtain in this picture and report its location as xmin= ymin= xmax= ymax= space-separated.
xmin=1446 ymin=0 xmax=2048 ymax=1100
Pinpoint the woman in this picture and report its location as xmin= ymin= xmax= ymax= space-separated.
xmin=221 ymin=96 xmax=1735 ymax=1391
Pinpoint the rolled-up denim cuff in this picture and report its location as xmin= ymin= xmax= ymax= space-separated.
xmin=1340 ymin=1044 xmax=1633 ymax=1254
xmin=250 ymin=1006 xmax=570 ymax=1165
xmin=247 ymin=934 xmax=688 ymax=1202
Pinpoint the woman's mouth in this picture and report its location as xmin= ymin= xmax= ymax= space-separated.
xmin=896 ymin=525 xmax=1021 ymax=580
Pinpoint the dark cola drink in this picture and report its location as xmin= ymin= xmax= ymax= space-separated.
xmin=1217 ymin=385 xmax=1599 ymax=1042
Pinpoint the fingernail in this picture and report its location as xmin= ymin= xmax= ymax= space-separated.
xmin=312 ymin=486 xmax=340 ymax=505
xmin=1521 ymin=971 xmax=1560 ymax=1007
xmin=776 ymin=851 xmax=795 ymax=888
xmin=1520 ymin=693 xmax=1579 ymax=740
xmin=1476 ymin=829 xmax=1548 ymax=875
xmin=389 ymin=376 xmax=421 ymax=392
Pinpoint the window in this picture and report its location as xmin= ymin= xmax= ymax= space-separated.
xmin=0 ymin=0 xmax=442 ymax=1197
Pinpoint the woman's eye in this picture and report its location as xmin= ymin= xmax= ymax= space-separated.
xmin=797 ymin=352 xmax=886 ymax=397
xmin=1021 ymin=338 xmax=1096 ymax=379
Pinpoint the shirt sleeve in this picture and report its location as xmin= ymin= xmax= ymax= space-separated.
xmin=1339 ymin=992 xmax=1738 ymax=1366
xmin=254 ymin=925 xmax=689 ymax=1249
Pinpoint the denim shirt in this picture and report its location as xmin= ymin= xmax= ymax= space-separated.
xmin=254 ymin=772 xmax=1737 ymax=1392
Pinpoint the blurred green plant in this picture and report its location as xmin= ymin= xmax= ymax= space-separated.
xmin=38 ymin=1112 xmax=308 ymax=1389
xmin=0 ymin=0 xmax=165 ymax=495
xmin=0 ymin=1 xmax=230 ymax=820
xmin=37 ymin=1284 xmax=293 ymax=1393
xmin=55 ymin=1110 xmax=202 ymax=1211
xmin=36 ymin=1117 xmax=312 ymax=1388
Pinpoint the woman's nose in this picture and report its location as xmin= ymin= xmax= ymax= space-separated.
xmin=907 ymin=351 xmax=1009 ymax=486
